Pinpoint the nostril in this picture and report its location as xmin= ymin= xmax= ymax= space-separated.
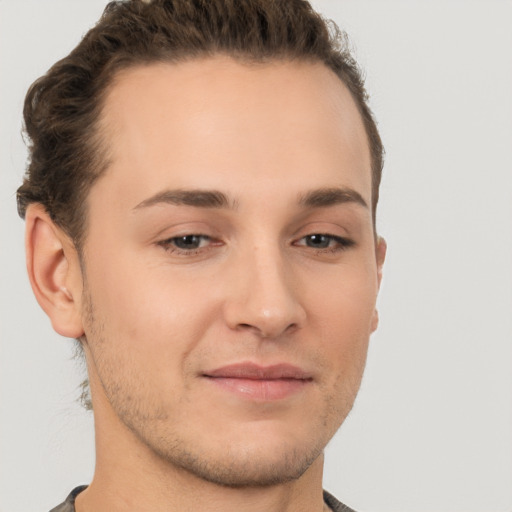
xmin=284 ymin=322 xmax=299 ymax=334
xmin=235 ymin=323 xmax=267 ymax=337
xmin=235 ymin=321 xmax=300 ymax=339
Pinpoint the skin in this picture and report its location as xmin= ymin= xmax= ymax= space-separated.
xmin=26 ymin=57 xmax=385 ymax=512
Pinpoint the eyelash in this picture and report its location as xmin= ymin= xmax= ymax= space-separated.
xmin=157 ymin=233 xmax=354 ymax=255
xmin=158 ymin=234 xmax=215 ymax=254
xmin=294 ymin=234 xmax=355 ymax=253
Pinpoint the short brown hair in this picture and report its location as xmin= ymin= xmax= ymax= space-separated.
xmin=17 ymin=0 xmax=383 ymax=248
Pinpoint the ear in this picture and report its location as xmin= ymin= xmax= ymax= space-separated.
xmin=25 ymin=203 xmax=85 ymax=338
xmin=371 ymin=236 xmax=387 ymax=333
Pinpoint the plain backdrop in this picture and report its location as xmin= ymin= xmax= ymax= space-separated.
xmin=1 ymin=1 xmax=511 ymax=511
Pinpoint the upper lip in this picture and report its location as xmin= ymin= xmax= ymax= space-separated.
xmin=203 ymin=362 xmax=313 ymax=380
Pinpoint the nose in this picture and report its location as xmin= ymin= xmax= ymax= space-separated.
xmin=223 ymin=245 xmax=306 ymax=339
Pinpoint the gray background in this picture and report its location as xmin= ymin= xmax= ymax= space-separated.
xmin=1 ymin=1 xmax=511 ymax=511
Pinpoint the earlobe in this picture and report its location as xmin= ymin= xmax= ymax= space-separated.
xmin=25 ymin=204 xmax=84 ymax=338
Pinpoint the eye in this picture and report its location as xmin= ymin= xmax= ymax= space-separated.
xmin=159 ymin=234 xmax=212 ymax=252
xmin=295 ymin=234 xmax=354 ymax=251
xmin=304 ymin=234 xmax=334 ymax=249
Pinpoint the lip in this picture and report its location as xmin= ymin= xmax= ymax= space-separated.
xmin=202 ymin=362 xmax=313 ymax=401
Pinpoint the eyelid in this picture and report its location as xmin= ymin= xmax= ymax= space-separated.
xmin=177 ymin=234 xmax=211 ymax=246
xmin=294 ymin=233 xmax=355 ymax=249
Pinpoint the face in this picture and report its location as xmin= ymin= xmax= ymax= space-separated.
xmin=78 ymin=57 xmax=383 ymax=487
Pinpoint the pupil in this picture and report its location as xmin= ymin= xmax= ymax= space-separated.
xmin=307 ymin=234 xmax=329 ymax=248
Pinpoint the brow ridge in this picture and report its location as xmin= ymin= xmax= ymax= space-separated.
xmin=133 ymin=186 xmax=367 ymax=212
xmin=133 ymin=189 xmax=233 ymax=210
xmin=299 ymin=187 xmax=368 ymax=209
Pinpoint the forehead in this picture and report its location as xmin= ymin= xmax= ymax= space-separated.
xmin=95 ymin=56 xmax=371 ymax=209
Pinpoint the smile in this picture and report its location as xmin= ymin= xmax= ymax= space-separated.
xmin=202 ymin=363 xmax=313 ymax=401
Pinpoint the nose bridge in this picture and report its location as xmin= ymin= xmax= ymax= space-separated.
xmin=224 ymin=238 xmax=305 ymax=337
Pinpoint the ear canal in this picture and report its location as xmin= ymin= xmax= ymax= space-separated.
xmin=59 ymin=286 xmax=73 ymax=300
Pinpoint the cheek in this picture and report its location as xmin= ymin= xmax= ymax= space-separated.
xmin=304 ymin=266 xmax=377 ymax=373
xmin=83 ymin=252 xmax=223 ymax=365
xmin=306 ymin=265 xmax=378 ymax=332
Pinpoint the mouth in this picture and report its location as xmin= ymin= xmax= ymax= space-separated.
xmin=202 ymin=362 xmax=313 ymax=401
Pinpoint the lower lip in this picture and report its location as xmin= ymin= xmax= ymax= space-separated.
xmin=205 ymin=377 xmax=310 ymax=401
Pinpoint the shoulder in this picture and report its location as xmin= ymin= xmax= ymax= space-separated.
xmin=50 ymin=486 xmax=352 ymax=512
xmin=49 ymin=486 xmax=88 ymax=512
xmin=323 ymin=490 xmax=358 ymax=512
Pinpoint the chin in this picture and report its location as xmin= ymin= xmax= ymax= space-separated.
xmin=114 ymin=381 xmax=355 ymax=488
xmin=156 ymin=439 xmax=324 ymax=488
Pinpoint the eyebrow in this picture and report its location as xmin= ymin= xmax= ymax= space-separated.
xmin=133 ymin=186 xmax=368 ymax=212
xmin=133 ymin=189 xmax=235 ymax=210
xmin=298 ymin=187 xmax=368 ymax=209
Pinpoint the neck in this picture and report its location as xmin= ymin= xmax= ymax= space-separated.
xmin=78 ymin=441 xmax=326 ymax=512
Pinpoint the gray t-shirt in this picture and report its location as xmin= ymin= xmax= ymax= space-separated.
xmin=50 ymin=486 xmax=357 ymax=512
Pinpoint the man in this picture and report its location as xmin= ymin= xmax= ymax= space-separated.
xmin=17 ymin=1 xmax=385 ymax=511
